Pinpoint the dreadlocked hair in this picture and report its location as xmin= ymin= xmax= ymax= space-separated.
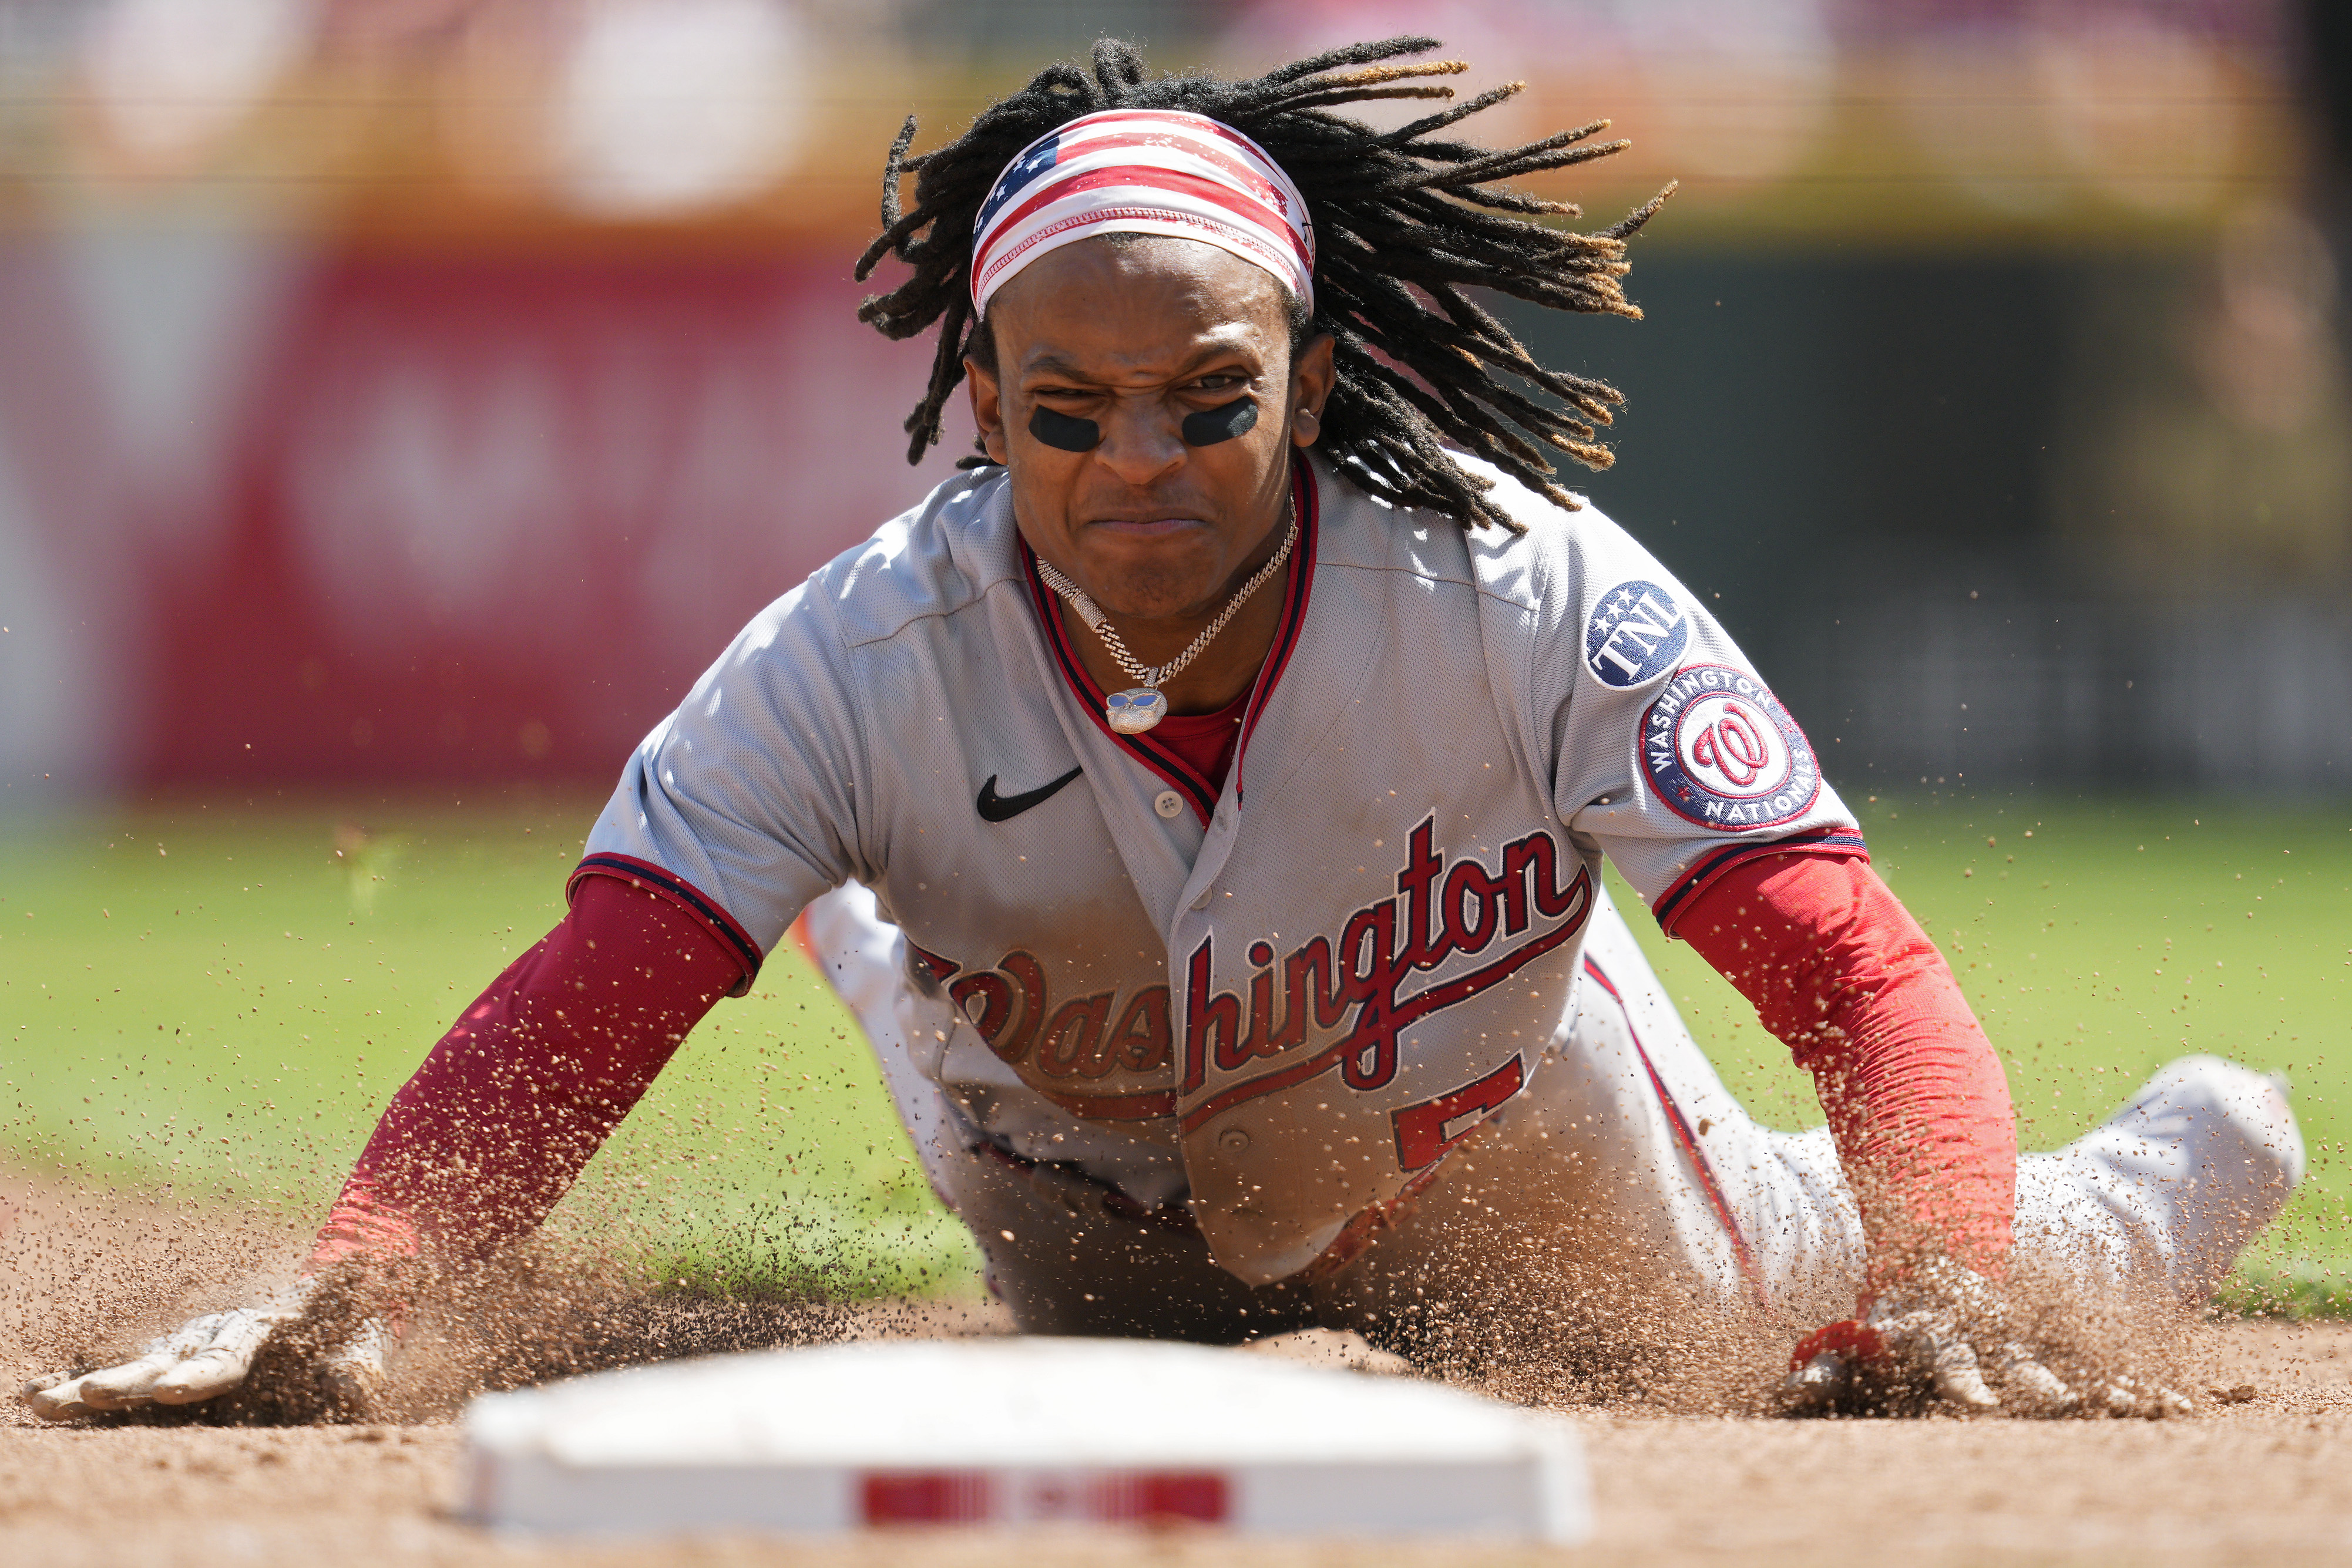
xmin=854 ymin=35 xmax=1671 ymax=534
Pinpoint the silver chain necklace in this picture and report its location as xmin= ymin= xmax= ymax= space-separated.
xmin=1035 ymin=513 xmax=1299 ymax=735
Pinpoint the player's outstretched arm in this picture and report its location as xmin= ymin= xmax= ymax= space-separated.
xmin=1671 ymin=853 xmax=2179 ymax=1416
xmin=321 ymin=872 xmax=745 ymax=1260
xmin=18 ymin=874 xmax=745 ymax=1422
xmin=1674 ymin=852 xmax=2015 ymax=1283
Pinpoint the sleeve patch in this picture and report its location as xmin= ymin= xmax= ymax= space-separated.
xmin=1584 ymin=578 xmax=1688 ymax=687
xmin=1640 ymin=664 xmax=1823 ymax=831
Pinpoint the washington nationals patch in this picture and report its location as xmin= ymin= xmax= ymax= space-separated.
xmin=1641 ymin=664 xmax=1822 ymax=830
xmin=1584 ymin=580 xmax=1688 ymax=688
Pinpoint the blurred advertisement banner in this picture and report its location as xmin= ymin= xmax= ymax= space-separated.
xmin=1 ymin=242 xmax=953 ymax=790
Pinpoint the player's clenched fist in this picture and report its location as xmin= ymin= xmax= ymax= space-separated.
xmin=17 ymin=1281 xmax=389 ymax=1422
xmin=1779 ymin=1259 xmax=2189 ymax=1419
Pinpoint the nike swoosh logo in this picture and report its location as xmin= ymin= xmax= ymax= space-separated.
xmin=976 ymin=765 xmax=1083 ymax=823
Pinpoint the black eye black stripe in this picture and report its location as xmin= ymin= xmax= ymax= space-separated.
xmin=1182 ymin=396 xmax=1256 ymax=446
xmin=1029 ymin=405 xmax=1100 ymax=451
xmin=1027 ymin=396 xmax=1259 ymax=453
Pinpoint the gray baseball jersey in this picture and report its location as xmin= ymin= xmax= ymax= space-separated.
xmin=580 ymin=453 xmax=1863 ymax=1283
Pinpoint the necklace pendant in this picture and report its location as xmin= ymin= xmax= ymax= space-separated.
xmin=1105 ymin=688 xmax=1168 ymax=734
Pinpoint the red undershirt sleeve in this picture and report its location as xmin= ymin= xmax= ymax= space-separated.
xmin=1668 ymin=852 xmax=2016 ymax=1288
xmin=306 ymin=873 xmax=747 ymax=1270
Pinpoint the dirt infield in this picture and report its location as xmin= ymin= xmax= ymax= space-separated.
xmin=8 ymin=1171 xmax=2352 ymax=1567
xmin=4 ymin=1321 xmax=2349 ymax=1568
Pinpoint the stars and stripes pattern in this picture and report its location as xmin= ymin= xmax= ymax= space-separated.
xmin=970 ymin=109 xmax=1315 ymax=318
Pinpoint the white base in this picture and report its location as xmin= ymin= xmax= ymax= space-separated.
xmin=462 ymin=1337 xmax=1590 ymax=1542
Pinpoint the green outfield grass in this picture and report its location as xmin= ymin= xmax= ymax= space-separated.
xmin=2 ymin=792 xmax=2346 ymax=1304
xmin=0 ymin=793 xmax=973 ymax=1299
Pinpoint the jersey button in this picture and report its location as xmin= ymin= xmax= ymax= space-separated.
xmin=1216 ymin=1127 xmax=1251 ymax=1152
xmin=1153 ymin=790 xmax=1184 ymax=819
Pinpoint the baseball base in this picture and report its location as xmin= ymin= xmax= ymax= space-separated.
xmin=462 ymin=1337 xmax=1591 ymax=1541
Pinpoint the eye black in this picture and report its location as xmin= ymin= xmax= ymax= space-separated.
xmin=1182 ymin=396 xmax=1257 ymax=447
xmin=1029 ymin=405 xmax=1101 ymax=452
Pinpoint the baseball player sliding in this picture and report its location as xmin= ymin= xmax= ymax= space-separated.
xmin=25 ymin=36 xmax=2301 ymax=1424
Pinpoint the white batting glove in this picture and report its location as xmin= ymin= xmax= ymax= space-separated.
xmin=18 ymin=1281 xmax=389 ymax=1422
xmin=1780 ymin=1259 xmax=2187 ymax=1419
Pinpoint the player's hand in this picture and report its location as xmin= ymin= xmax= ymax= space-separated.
xmin=17 ymin=1280 xmax=390 ymax=1422
xmin=1779 ymin=1259 xmax=2188 ymax=1419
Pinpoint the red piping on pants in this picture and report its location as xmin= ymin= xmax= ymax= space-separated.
xmin=1581 ymin=956 xmax=1769 ymax=1311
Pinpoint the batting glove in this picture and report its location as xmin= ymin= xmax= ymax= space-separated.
xmin=1780 ymin=1259 xmax=2187 ymax=1419
xmin=17 ymin=1279 xmax=389 ymax=1422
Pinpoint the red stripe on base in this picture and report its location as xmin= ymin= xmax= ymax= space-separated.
xmin=859 ymin=1469 xmax=1229 ymax=1526
xmin=862 ymin=1471 xmax=992 ymax=1524
xmin=1104 ymin=1472 xmax=1229 ymax=1524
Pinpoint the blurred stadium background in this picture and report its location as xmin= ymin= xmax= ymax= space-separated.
xmin=0 ymin=0 xmax=2345 ymax=795
xmin=1 ymin=0 xmax=2346 ymax=1298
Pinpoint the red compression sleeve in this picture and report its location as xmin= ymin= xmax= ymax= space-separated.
xmin=307 ymin=874 xmax=746 ymax=1268
xmin=1671 ymin=853 xmax=2015 ymax=1286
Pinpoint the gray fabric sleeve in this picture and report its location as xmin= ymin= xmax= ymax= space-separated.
xmin=1529 ymin=505 xmax=1860 ymax=920
xmin=581 ymin=572 xmax=873 ymax=958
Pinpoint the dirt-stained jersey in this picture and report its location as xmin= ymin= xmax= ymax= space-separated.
xmin=579 ymin=453 xmax=1862 ymax=1283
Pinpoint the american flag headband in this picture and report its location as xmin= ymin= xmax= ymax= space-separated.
xmin=969 ymin=109 xmax=1315 ymax=318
